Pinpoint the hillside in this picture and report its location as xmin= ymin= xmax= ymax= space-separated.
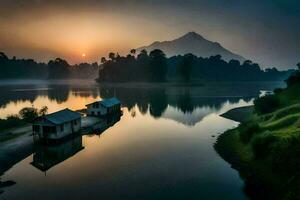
xmin=215 ymin=68 xmax=300 ymax=200
xmin=137 ymin=32 xmax=245 ymax=62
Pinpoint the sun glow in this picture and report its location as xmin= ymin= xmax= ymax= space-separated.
xmin=81 ymin=53 xmax=86 ymax=58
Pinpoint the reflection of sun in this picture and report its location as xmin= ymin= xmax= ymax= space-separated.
xmin=82 ymin=53 xmax=86 ymax=58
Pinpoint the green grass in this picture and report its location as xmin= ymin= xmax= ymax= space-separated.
xmin=215 ymin=84 xmax=300 ymax=200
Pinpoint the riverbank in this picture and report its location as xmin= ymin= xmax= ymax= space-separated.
xmin=220 ymin=105 xmax=253 ymax=123
xmin=216 ymin=103 xmax=300 ymax=199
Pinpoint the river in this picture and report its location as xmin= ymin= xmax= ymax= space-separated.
xmin=0 ymin=80 xmax=284 ymax=199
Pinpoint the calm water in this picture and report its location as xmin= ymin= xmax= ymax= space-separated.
xmin=0 ymin=80 xmax=284 ymax=200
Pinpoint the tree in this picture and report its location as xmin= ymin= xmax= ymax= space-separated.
xmin=100 ymin=57 xmax=107 ymax=64
xmin=285 ymin=62 xmax=300 ymax=86
xmin=179 ymin=54 xmax=194 ymax=82
xmin=130 ymin=49 xmax=136 ymax=56
xmin=149 ymin=49 xmax=167 ymax=81
xmin=39 ymin=106 xmax=48 ymax=116
xmin=48 ymin=58 xmax=70 ymax=79
xmin=108 ymin=52 xmax=116 ymax=61
xmin=19 ymin=107 xmax=38 ymax=122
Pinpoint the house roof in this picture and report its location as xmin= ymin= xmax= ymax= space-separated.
xmin=86 ymin=98 xmax=120 ymax=108
xmin=38 ymin=109 xmax=81 ymax=125
xmin=100 ymin=98 xmax=120 ymax=107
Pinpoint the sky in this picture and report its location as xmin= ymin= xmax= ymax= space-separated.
xmin=0 ymin=0 xmax=299 ymax=69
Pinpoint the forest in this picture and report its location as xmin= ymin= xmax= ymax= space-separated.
xmin=0 ymin=51 xmax=294 ymax=81
xmin=0 ymin=52 xmax=99 ymax=79
xmin=97 ymin=49 xmax=294 ymax=82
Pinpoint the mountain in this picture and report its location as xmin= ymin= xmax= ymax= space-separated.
xmin=137 ymin=32 xmax=245 ymax=62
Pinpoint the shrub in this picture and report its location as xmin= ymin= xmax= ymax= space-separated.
xmin=239 ymin=122 xmax=260 ymax=144
xmin=19 ymin=107 xmax=38 ymax=122
xmin=0 ymin=115 xmax=24 ymax=130
xmin=254 ymin=95 xmax=280 ymax=114
xmin=271 ymin=136 xmax=300 ymax=175
xmin=252 ymin=133 xmax=278 ymax=159
xmin=273 ymin=88 xmax=283 ymax=94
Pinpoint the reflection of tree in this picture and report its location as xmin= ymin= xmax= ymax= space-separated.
xmin=176 ymin=90 xmax=193 ymax=114
xmin=0 ymin=86 xmax=39 ymax=108
xmin=137 ymin=102 xmax=148 ymax=115
xmin=149 ymin=89 xmax=168 ymax=118
xmin=47 ymin=85 xmax=69 ymax=103
xmin=98 ymin=85 xmax=258 ymax=120
xmin=71 ymin=87 xmax=99 ymax=98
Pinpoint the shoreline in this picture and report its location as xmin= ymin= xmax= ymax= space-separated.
xmin=216 ymin=105 xmax=299 ymax=199
xmin=220 ymin=105 xmax=253 ymax=123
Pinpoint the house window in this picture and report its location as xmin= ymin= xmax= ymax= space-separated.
xmin=60 ymin=124 xmax=64 ymax=132
xmin=91 ymin=111 xmax=95 ymax=116
xmin=73 ymin=119 xmax=77 ymax=125
xmin=97 ymin=112 xmax=100 ymax=115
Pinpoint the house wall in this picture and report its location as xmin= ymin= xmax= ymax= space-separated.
xmin=107 ymin=104 xmax=121 ymax=114
xmin=33 ymin=118 xmax=81 ymax=140
xmin=52 ymin=119 xmax=81 ymax=139
xmin=87 ymin=104 xmax=107 ymax=116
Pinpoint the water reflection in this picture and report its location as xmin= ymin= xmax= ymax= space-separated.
xmin=31 ymin=136 xmax=84 ymax=172
xmin=83 ymin=113 xmax=121 ymax=135
xmin=0 ymin=81 xmax=285 ymax=125
xmin=0 ymin=80 xmax=286 ymax=200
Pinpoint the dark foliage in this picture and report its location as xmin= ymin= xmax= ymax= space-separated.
xmin=0 ymin=115 xmax=25 ymax=130
xmin=19 ymin=107 xmax=39 ymax=122
xmin=0 ymin=52 xmax=99 ymax=80
xmin=285 ymin=63 xmax=300 ymax=86
xmin=239 ymin=122 xmax=260 ymax=144
xmin=272 ymin=136 xmax=300 ymax=175
xmin=254 ymin=95 xmax=280 ymax=114
xmin=48 ymin=58 xmax=70 ymax=79
xmin=0 ymin=52 xmax=47 ymax=79
xmin=252 ymin=134 xmax=278 ymax=159
xmin=71 ymin=62 xmax=99 ymax=79
xmin=97 ymin=49 xmax=294 ymax=83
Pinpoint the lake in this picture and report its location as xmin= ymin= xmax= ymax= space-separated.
xmin=0 ymin=80 xmax=285 ymax=200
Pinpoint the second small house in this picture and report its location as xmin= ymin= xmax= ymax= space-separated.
xmin=86 ymin=98 xmax=121 ymax=117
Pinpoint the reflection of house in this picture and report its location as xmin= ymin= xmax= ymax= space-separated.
xmin=83 ymin=113 xmax=121 ymax=135
xmin=31 ymin=136 xmax=84 ymax=172
xmin=86 ymin=98 xmax=121 ymax=116
xmin=32 ymin=109 xmax=81 ymax=141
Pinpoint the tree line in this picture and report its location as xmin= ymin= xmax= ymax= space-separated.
xmin=97 ymin=49 xmax=294 ymax=82
xmin=0 ymin=50 xmax=294 ymax=81
xmin=0 ymin=52 xmax=99 ymax=79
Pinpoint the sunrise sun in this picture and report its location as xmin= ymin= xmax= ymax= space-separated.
xmin=81 ymin=53 xmax=86 ymax=58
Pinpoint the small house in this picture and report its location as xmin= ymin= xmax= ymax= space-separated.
xmin=86 ymin=98 xmax=121 ymax=116
xmin=32 ymin=109 xmax=81 ymax=141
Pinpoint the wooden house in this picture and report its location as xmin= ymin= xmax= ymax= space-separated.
xmin=32 ymin=109 xmax=81 ymax=141
xmin=86 ymin=98 xmax=121 ymax=116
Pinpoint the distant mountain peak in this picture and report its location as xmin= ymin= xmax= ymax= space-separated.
xmin=137 ymin=32 xmax=245 ymax=62
xmin=176 ymin=32 xmax=205 ymax=41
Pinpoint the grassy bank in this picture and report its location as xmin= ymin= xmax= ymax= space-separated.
xmin=0 ymin=106 xmax=48 ymax=143
xmin=216 ymin=77 xmax=300 ymax=199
